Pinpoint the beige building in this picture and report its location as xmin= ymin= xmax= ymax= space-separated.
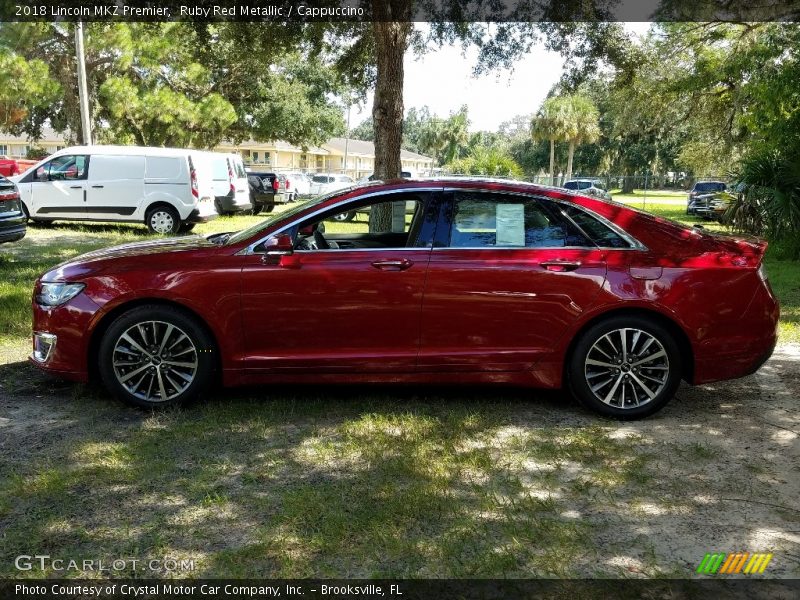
xmin=0 ymin=129 xmax=436 ymax=178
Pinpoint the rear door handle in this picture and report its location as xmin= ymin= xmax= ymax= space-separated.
xmin=371 ymin=259 xmax=413 ymax=271
xmin=91 ymin=185 xmax=104 ymax=189
xmin=69 ymin=185 xmax=82 ymax=189
xmin=541 ymin=260 xmax=582 ymax=272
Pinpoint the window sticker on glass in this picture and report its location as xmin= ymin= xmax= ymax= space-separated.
xmin=496 ymin=203 xmax=525 ymax=246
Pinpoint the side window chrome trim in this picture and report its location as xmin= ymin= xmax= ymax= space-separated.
xmin=237 ymin=186 xmax=443 ymax=255
xmin=441 ymin=187 xmax=647 ymax=252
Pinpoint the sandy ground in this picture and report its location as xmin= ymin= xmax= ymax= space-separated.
xmin=0 ymin=346 xmax=798 ymax=578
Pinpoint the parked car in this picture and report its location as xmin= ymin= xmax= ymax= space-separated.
xmin=359 ymin=171 xmax=414 ymax=183
xmin=245 ymin=169 xmax=277 ymax=215
xmin=687 ymin=181 xmax=727 ymax=215
xmin=249 ymin=171 xmax=289 ymax=206
xmin=0 ymin=156 xmax=20 ymax=177
xmin=0 ymin=175 xmax=26 ymax=243
xmin=12 ymin=146 xmax=217 ymax=234
xmin=196 ymin=153 xmax=252 ymax=216
xmin=308 ymin=173 xmax=354 ymax=196
xmin=282 ymin=172 xmax=311 ymax=200
xmin=563 ymin=179 xmax=613 ymax=201
xmin=29 ymin=178 xmax=778 ymax=419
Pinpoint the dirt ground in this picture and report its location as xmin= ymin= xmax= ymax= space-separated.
xmin=0 ymin=345 xmax=798 ymax=579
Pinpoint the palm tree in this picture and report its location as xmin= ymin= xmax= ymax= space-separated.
xmin=440 ymin=106 xmax=469 ymax=164
xmin=561 ymin=94 xmax=601 ymax=182
xmin=531 ymin=96 xmax=569 ymax=185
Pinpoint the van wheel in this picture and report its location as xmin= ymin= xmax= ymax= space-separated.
xmin=146 ymin=206 xmax=181 ymax=235
xmin=567 ymin=316 xmax=682 ymax=420
xmin=179 ymin=222 xmax=196 ymax=233
xmin=99 ymin=305 xmax=215 ymax=409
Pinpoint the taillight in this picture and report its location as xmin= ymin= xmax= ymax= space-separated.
xmin=228 ymin=163 xmax=236 ymax=195
xmin=0 ymin=190 xmax=19 ymax=201
xmin=189 ymin=158 xmax=199 ymax=199
xmin=272 ymin=178 xmax=279 ymax=192
xmin=285 ymin=178 xmax=290 ymax=189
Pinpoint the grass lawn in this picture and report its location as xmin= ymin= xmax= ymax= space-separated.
xmin=1 ymin=199 xmax=798 ymax=579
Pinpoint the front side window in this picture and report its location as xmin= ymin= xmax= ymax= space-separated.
xmin=448 ymin=193 xmax=591 ymax=248
xmin=36 ymin=155 xmax=88 ymax=181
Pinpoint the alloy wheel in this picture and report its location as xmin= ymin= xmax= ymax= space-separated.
xmin=111 ymin=320 xmax=198 ymax=402
xmin=583 ymin=328 xmax=670 ymax=409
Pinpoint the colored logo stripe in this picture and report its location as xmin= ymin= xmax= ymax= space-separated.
xmin=697 ymin=552 xmax=773 ymax=574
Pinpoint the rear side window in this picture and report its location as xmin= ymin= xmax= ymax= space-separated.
xmin=145 ymin=157 xmax=180 ymax=180
xmin=449 ymin=192 xmax=591 ymax=248
xmin=563 ymin=181 xmax=578 ymax=190
xmin=313 ymin=175 xmax=332 ymax=183
xmin=560 ymin=204 xmax=632 ymax=249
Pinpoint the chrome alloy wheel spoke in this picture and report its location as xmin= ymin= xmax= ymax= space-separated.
xmin=584 ymin=328 xmax=669 ymax=409
xmin=111 ymin=321 xmax=198 ymax=402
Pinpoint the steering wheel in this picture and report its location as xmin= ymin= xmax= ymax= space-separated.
xmin=313 ymin=230 xmax=330 ymax=250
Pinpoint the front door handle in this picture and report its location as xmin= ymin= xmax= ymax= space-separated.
xmin=91 ymin=185 xmax=104 ymax=189
xmin=371 ymin=258 xmax=413 ymax=271
xmin=541 ymin=260 xmax=582 ymax=272
xmin=69 ymin=185 xmax=82 ymax=189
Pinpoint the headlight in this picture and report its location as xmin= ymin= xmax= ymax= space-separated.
xmin=36 ymin=282 xmax=86 ymax=307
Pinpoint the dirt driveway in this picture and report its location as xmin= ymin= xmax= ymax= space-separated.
xmin=0 ymin=346 xmax=798 ymax=578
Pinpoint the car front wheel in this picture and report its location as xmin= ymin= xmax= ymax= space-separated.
xmin=98 ymin=305 xmax=216 ymax=408
xmin=568 ymin=316 xmax=682 ymax=419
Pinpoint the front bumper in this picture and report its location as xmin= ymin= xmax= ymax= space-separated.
xmin=28 ymin=294 xmax=103 ymax=383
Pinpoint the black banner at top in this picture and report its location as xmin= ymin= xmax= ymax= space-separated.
xmin=0 ymin=0 xmax=798 ymax=23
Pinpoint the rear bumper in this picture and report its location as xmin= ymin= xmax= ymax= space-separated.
xmin=0 ymin=222 xmax=26 ymax=243
xmin=216 ymin=194 xmax=253 ymax=213
xmin=186 ymin=208 xmax=218 ymax=224
xmin=692 ymin=280 xmax=779 ymax=384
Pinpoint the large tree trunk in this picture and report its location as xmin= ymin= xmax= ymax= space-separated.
xmin=621 ymin=171 xmax=636 ymax=194
xmin=566 ymin=141 xmax=575 ymax=182
xmin=549 ymin=138 xmax=555 ymax=186
xmin=369 ymin=6 xmax=411 ymax=232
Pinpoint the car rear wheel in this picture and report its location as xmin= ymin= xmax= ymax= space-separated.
xmin=568 ymin=316 xmax=682 ymax=419
xmin=99 ymin=305 xmax=216 ymax=409
xmin=146 ymin=205 xmax=181 ymax=235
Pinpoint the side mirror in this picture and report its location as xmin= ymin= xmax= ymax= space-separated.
xmin=264 ymin=233 xmax=293 ymax=255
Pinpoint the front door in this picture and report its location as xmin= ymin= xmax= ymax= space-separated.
xmin=418 ymin=191 xmax=609 ymax=372
xmin=239 ymin=192 xmax=438 ymax=373
xmin=28 ymin=154 xmax=89 ymax=219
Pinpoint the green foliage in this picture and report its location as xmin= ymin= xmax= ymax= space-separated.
xmin=0 ymin=49 xmax=60 ymax=132
xmin=728 ymin=148 xmax=800 ymax=258
xmin=447 ymin=146 xmax=523 ymax=178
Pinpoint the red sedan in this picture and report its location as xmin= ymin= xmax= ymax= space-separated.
xmin=30 ymin=179 xmax=778 ymax=418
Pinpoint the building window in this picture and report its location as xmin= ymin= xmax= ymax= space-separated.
xmin=300 ymin=154 xmax=308 ymax=168
xmin=0 ymin=145 xmax=7 ymax=156
xmin=252 ymin=151 xmax=259 ymax=163
xmin=264 ymin=152 xmax=271 ymax=165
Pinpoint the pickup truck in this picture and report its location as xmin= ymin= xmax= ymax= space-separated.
xmin=0 ymin=157 xmax=20 ymax=177
xmin=245 ymin=169 xmax=288 ymax=215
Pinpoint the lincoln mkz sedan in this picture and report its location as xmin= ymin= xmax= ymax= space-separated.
xmin=30 ymin=179 xmax=779 ymax=419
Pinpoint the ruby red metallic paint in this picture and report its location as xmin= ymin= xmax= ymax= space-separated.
xmin=29 ymin=180 xmax=779 ymax=395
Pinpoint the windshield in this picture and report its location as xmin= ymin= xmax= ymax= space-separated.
xmin=695 ymin=182 xmax=726 ymax=192
xmin=224 ymin=188 xmax=351 ymax=245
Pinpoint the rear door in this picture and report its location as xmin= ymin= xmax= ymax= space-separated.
xmin=86 ymin=154 xmax=145 ymax=219
xmin=418 ymin=190 xmax=609 ymax=372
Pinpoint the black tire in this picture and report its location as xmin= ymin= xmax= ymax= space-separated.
xmin=179 ymin=222 xmax=196 ymax=233
xmin=332 ymin=210 xmax=356 ymax=222
xmin=264 ymin=202 xmax=275 ymax=213
xmin=98 ymin=304 xmax=216 ymax=409
xmin=251 ymin=198 xmax=263 ymax=216
xmin=567 ymin=315 xmax=682 ymax=420
xmin=146 ymin=205 xmax=181 ymax=235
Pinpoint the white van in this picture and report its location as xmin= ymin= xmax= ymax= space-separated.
xmin=13 ymin=145 xmax=217 ymax=234
xmin=193 ymin=152 xmax=251 ymax=215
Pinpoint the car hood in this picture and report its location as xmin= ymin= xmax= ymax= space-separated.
xmin=42 ymin=235 xmax=218 ymax=281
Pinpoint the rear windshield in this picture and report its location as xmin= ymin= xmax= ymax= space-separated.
xmin=694 ymin=182 xmax=726 ymax=192
xmin=233 ymin=159 xmax=246 ymax=179
xmin=313 ymin=175 xmax=333 ymax=183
